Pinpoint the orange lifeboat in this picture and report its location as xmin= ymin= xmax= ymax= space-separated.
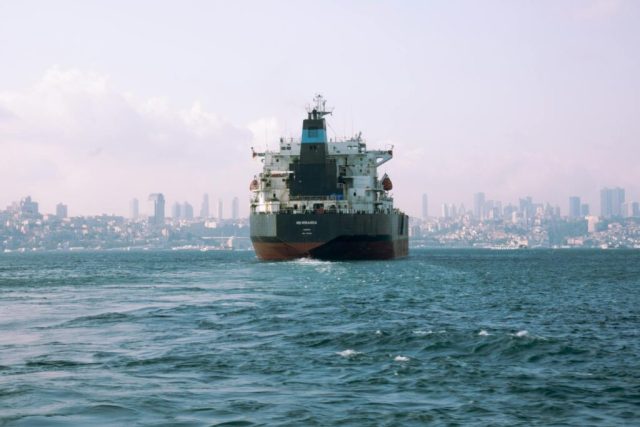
xmin=381 ymin=174 xmax=393 ymax=191
xmin=250 ymin=178 xmax=259 ymax=191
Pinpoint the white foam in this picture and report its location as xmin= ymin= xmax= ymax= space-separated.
xmin=337 ymin=349 xmax=360 ymax=358
xmin=291 ymin=258 xmax=332 ymax=266
xmin=478 ymin=330 xmax=490 ymax=336
xmin=375 ymin=330 xmax=382 ymax=335
xmin=412 ymin=329 xmax=432 ymax=336
xmin=394 ymin=355 xmax=410 ymax=362
xmin=514 ymin=330 xmax=528 ymax=337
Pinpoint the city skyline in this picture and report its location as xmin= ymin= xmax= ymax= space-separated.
xmin=3 ymin=191 xmax=639 ymax=253
xmin=7 ymin=186 xmax=639 ymax=221
xmin=1 ymin=2 xmax=639 ymax=217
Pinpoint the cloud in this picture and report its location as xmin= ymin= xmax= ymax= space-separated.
xmin=1 ymin=65 xmax=637 ymax=218
xmin=0 ymin=66 xmax=255 ymax=215
xmin=247 ymin=116 xmax=282 ymax=150
xmin=574 ymin=0 xmax=623 ymax=20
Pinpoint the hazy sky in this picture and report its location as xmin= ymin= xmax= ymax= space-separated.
xmin=1 ymin=0 xmax=638 ymax=217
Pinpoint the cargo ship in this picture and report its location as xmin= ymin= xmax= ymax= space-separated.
xmin=250 ymin=95 xmax=408 ymax=260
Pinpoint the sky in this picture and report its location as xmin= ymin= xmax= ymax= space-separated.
xmin=1 ymin=0 xmax=638 ymax=217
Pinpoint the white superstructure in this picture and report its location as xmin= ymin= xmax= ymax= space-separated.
xmin=251 ymin=132 xmax=396 ymax=215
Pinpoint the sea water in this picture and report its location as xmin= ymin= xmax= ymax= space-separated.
xmin=1 ymin=249 xmax=639 ymax=425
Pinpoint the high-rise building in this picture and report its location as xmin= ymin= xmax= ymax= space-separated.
xmin=503 ymin=203 xmax=517 ymax=219
xmin=129 ymin=198 xmax=139 ymax=220
xmin=473 ymin=192 xmax=485 ymax=219
xmin=19 ymin=196 xmax=39 ymax=218
xmin=55 ymin=203 xmax=68 ymax=219
xmin=148 ymin=193 xmax=165 ymax=225
xmin=441 ymin=203 xmax=450 ymax=219
xmin=422 ymin=194 xmax=428 ymax=220
xmin=200 ymin=194 xmax=210 ymax=219
xmin=569 ymin=196 xmax=581 ymax=219
xmin=171 ymin=202 xmax=182 ymax=219
xmin=232 ymin=197 xmax=239 ymax=220
xmin=483 ymin=200 xmax=502 ymax=220
xmin=622 ymin=201 xmax=640 ymax=218
xmin=580 ymin=203 xmax=590 ymax=216
xmin=600 ymin=187 xmax=625 ymax=218
xmin=519 ymin=196 xmax=534 ymax=220
xmin=183 ymin=202 xmax=194 ymax=220
xmin=218 ymin=199 xmax=223 ymax=220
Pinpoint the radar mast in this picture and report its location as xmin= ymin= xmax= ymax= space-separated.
xmin=306 ymin=94 xmax=333 ymax=120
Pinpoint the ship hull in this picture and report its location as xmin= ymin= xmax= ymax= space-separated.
xmin=250 ymin=212 xmax=409 ymax=261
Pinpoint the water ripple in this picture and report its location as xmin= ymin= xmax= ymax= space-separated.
xmin=1 ymin=249 xmax=639 ymax=425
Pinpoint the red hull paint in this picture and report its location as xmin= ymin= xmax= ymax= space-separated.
xmin=253 ymin=239 xmax=408 ymax=261
xmin=252 ymin=242 xmax=323 ymax=261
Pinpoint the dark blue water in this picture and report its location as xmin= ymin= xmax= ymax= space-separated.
xmin=1 ymin=249 xmax=639 ymax=426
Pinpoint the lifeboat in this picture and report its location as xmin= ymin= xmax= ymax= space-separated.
xmin=250 ymin=178 xmax=259 ymax=191
xmin=381 ymin=174 xmax=393 ymax=191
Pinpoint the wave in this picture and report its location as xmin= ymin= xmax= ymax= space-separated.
xmin=60 ymin=311 xmax=133 ymax=327
xmin=337 ymin=349 xmax=361 ymax=358
xmin=25 ymin=358 xmax=91 ymax=368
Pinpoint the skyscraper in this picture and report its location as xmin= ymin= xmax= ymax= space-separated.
xmin=129 ymin=198 xmax=139 ymax=220
xmin=441 ymin=203 xmax=450 ymax=219
xmin=218 ymin=199 xmax=223 ymax=221
xmin=232 ymin=197 xmax=239 ymax=220
xmin=569 ymin=196 xmax=581 ymax=219
xmin=421 ymin=194 xmax=428 ymax=220
xmin=600 ymin=187 xmax=625 ymax=218
xmin=171 ymin=202 xmax=182 ymax=220
xmin=183 ymin=202 xmax=194 ymax=220
xmin=200 ymin=194 xmax=210 ymax=219
xmin=55 ymin=203 xmax=68 ymax=219
xmin=19 ymin=196 xmax=39 ymax=218
xmin=148 ymin=193 xmax=165 ymax=225
xmin=622 ymin=201 xmax=640 ymax=218
xmin=519 ymin=196 xmax=534 ymax=220
xmin=473 ymin=192 xmax=485 ymax=220
xmin=580 ymin=203 xmax=590 ymax=216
